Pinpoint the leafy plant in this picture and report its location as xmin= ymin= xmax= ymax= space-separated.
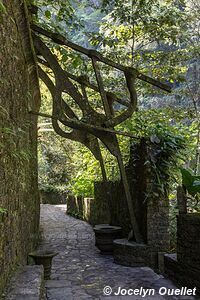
xmin=67 ymin=209 xmax=83 ymax=220
xmin=0 ymin=208 xmax=7 ymax=214
xmin=129 ymin=111 xmax=187 ymax=197
xmin=180 ymin=167 xmax=200 ymax=197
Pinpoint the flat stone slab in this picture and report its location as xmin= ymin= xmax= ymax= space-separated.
xmin=45 ymin=280 xmax=72 ymax=288
xmin=46 ymin=287 xmax=73 ymax=300
xmin=5 ymin=265 xmax=44 ymax=300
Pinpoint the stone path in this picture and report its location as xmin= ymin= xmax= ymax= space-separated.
xmin=39 ymin=205 xmax=197 ymax=300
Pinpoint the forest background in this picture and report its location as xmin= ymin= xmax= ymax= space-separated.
xmin=25 ymin=0 xmax=200 ymax=247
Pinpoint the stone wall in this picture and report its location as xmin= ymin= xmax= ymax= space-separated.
xmin=127 ymin=139 xmax=170 ymax=249
xmin=67 ymin=139 xmax=170 ymax=268
xmin=164 ymin=213 xmax=200 ymax=294
xmin=40 ymin=191 xmax=67 ymax=204
xmin=67 ymin=140 xmax=170 ymax=264
xmin=67 ymin=180 xmax=146 ymax=238
xmin=177 ymin=214 xmax=200 ymax=271
xmin=94 ymin=181 xmax=131 ymax=235
xmin=164 ymin=254 xmax=200 ymax=294
xmin=67 ymin=194 xmax=111 ymax=225
xmin=95 ymin=140 xmax=170 ymax=268
xmin=67 ymin=182 xmax=130 ymax=236
xmin=108 ymin=139 xmax=170 ymax=253
xmin=67 ymin=195 xmax=84 ymax=219
xmin=164 ymin=214 xmax=200 ymax=293
xmin=147 ymin=197 xmax=170 ymax=267
xmin=0 ymin=0 xmax=40 ymax=293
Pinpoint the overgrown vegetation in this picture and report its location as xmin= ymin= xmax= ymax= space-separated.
xmin=34 ymin=0 xmax=200 ymax=246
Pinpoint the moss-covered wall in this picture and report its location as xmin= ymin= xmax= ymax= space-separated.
xmin=0 ymin=0 xmax=40 ymax=293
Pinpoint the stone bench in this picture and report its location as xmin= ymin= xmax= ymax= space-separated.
xmin=5 ymin=265 xmax=44 ymax=300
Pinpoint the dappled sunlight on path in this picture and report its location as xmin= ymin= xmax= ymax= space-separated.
xmin=39 ymin=205 xmax=196 ymax=300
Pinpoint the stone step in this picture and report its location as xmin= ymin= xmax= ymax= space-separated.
xmin=5 ymin=265 xmax=44 ymax=300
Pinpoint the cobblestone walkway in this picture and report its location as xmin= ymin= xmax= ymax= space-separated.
xmin=39 ymin=205 xmax=196 ymax=300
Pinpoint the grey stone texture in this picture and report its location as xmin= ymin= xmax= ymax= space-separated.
xmin=177 ymin=214 xmax=200 ymax=271
xmin=5 ymin=266 xmax=44 ymax=300
xmin=113 ymin=239 xmax=151 ymax=267
xmin=164 ymin=254 xmax=200 ymax=295
xmin=67 ymin=139 xmax=170 ymax=271
xmin=0 ymin=0 xmax=40 ymax=294
xmin=38 ymin=204 xmax=196 ymax=300
xmin=164 ymin=214 xmax=200 ymax=294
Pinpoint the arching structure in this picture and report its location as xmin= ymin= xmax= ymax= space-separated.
xmin=31 ymin=25 xmax=171 ymax=242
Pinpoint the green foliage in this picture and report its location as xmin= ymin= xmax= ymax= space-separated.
xmin=44 ymin=108 xmax=196 ymax=199
xmin=65 ymin=109 xmax=190 ymax=197
xmin=90 ymin=0 xmax=190 ymax=82
xmin=34 ymin=0 xmax=80 ymax=37
xmin=34 ymin=0 xmax=199 ymax=192
xmin=70 ymin=146 xmax=102 ymax=197
xmin=127 ymin=110 xmax=187 ymax=196
xmin=0 ymin=208 xmax=7 ymax=214
xmin=38 ymin=132 xmax=73 ymax=193
xmin=31 ymin=0 xmax=200 ymax=253
xmin=180 ymin=168 xmax=200 ymax=197
xmin=67 ymin=209 xmax=83 ymax=220
xmin=0 ymin=1 xmax=6 ymax=14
